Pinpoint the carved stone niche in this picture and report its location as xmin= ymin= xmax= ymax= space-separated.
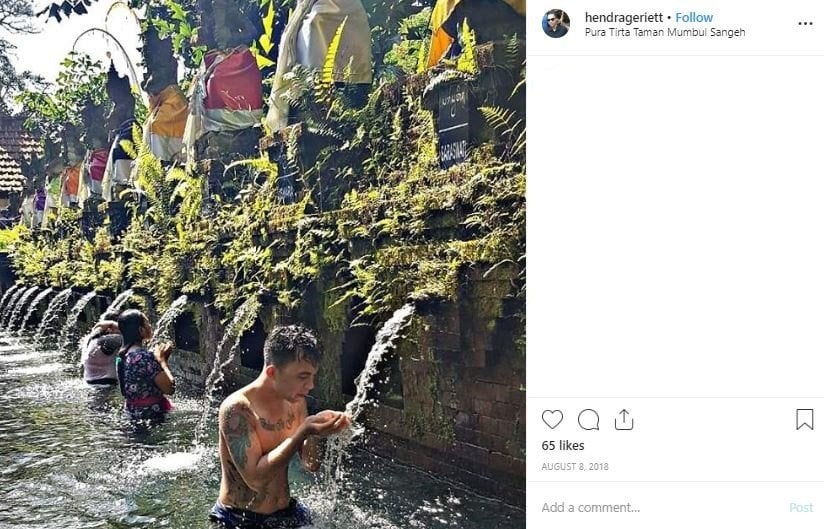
xmin=40 ymin=136 xmax=63 ymax=186
xmin=441 ymin=0 xmax=524 ymax=45
xmin=80 ymin=97 xmax=109 ymax=151
xmin=105 ymin=63 xmax=136 ymax=136
xmin=196 ymin=127 xmax=262 ymax=199
xmin=197 ymin=0 xmax=260 ymax=49
xmin=62 ymin=124 xmax=85 ymax=168
xmin=140 ymin=23 xmax=177 ymax=96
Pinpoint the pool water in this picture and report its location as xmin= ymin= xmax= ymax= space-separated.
xmin=0 ymin=332 xmax=524 ymax=528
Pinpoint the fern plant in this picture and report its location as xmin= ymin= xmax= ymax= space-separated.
xmin=456 ymin=19 xmax=479 ymax=75
xmin=479 ymin=105 xmax=525 ymax=160
xmin=316 ymin=17 xmax=348 ymax=104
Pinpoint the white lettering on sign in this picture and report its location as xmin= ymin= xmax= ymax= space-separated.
xmin=439 ymin=140 xmax=467 ymax=164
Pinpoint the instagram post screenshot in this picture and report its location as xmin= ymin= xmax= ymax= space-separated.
xmin=9 ymin=0 xmax=824 ymax=526
xmin=0 ymin=1 xmax=527 ymax=529
xmin=529 ymin=0 xmax=824 ymax=527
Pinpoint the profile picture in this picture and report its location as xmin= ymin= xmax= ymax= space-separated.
xmin=542 ymin=9 xmax=570 ymax=38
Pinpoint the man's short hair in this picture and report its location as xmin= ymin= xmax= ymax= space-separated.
xmin=264 ymin=325 xmax=322 ymax=367
xmin=549 ymin=9 xmax=564 ymax=20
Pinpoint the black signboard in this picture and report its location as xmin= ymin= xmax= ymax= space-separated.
xmin=437 ymin=80 xmax=469 ymax=169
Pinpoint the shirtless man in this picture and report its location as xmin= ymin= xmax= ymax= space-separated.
xmin=210 ymin=325 xmax=350 ymax=528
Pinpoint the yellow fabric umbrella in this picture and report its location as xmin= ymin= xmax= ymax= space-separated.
xmin=144 ymin=85 xmax=189 ymax=162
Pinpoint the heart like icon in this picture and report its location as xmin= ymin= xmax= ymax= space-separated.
xmin=542 ymin=409 xmax=564 ymax=429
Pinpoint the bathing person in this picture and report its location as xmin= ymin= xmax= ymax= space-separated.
xmin=210 ymin=325 xmax=350 ymax=529
xmin=80 ymin=309 xmax=123 ymax=386
xmin=117 ymin=309 xmax=175 ymax=422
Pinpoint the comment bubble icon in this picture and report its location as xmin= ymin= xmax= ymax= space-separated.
xmin=578 ymin=409 xmax=600 ymax=431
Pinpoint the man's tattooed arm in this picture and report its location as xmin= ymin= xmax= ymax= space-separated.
xmin=224 ymin=403 xmax=252 ymax=468
xmin=221 ymin=401 xmax=266 ymax=492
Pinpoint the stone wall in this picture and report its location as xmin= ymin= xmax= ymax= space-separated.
xmin=361 ymin=265 xmax=525 ymax=505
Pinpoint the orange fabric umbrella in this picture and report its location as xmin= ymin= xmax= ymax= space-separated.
xmin=425 ymin=0 xmax=525 ymax=68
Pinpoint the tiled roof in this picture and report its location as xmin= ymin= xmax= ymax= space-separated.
xmin=0 ymin=117 xmax=39 ymax=159
xmin=0 ymin=147 xmax=25 ymax=193
xmin=0 ymin=117 xmax=40 ymax=194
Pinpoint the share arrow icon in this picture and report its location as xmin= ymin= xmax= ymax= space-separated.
xmin=615 ymin=409 xmax=634 ymax=431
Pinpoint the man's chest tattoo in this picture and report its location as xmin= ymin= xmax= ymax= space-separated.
xmin=259 ymin=410 xmax=296 ymax=432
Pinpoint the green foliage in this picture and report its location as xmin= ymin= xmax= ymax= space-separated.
xmin=16 ymin=53 xmax=108 ymax=143
xmin=9 ymin=207 xmax=123 ymax=290
xmin=12 ymin=41 xmax=525 ymax=332
xmin=479 ymin=105 xmax=525 ymax=159
xmin=382 ymin=8 xmax=432 ymax=78
xmin=148 ymin=0 xmax=207 ymax=69
xmin=0 ymin=225 xmax=26 ymax=253
xmin=456 ymin=19 xmax=479 ymax=75
xmin=320 ymin=17 xmax=348 ymax=91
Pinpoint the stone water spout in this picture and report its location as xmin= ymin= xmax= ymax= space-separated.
xmin=34 ymin=288 xmax=74 ymax=344
xmin=18 ymin=287 xmax=54 ymax=334
xmin=148 ymin=295 xmax=189 ymax=348
xmin=5 ymin=286 xmax=40 ymax=331
xmin=320 ymin=303 xmax=416 ymax=513
xmin=59 ymin=291 xmax=97 ymax=352
xmin=0 ymin=284 xmax=22 ymax=322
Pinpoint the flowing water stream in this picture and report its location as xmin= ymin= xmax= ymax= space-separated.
xmin=34 ymin=288 xmax=73 ymax=343
xmin=203 ymin=296 xmax=262 ymax=402
xmin=318 ymin=303 xmax=417 ymax=516
xmin=17 ymin=287 xmax=53 ymax=334
xmin=58 ymin=291 xmax=97 ymax=352
xmin=5 ymin=286 xmax=40 ymax=331
xmin=0 ymin=283 xmax=21 ymax=316
xmin=0 ymin=293 xmax=523 ymax=528
xmin=147 ymin=295 xmax=189 ymax=349
xmin=108 ymin=289 xmax=135 ymax=313
xmin=0 ymin=286 xmax=29 ymax=329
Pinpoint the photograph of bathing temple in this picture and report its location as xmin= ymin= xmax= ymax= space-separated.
xmin=0 ymin=0 xmax=525 ymax=527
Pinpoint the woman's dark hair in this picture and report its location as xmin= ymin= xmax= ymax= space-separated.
xmin=118 ymin=309 xmax=147 ymax=355
xmin=86 ymin=309 xmax=123 ymax=344
xmin=101 ymin=309 xmax=120 ymax=322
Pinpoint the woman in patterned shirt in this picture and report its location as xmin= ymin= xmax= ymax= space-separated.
xmin=117 ymin=309 xmax=176 ymax=423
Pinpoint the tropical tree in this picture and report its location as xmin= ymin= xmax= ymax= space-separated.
xmin=15 ymin=53 xmax=108 ymax=143
xmin=0 ymin=0 xmax=44 ymax=115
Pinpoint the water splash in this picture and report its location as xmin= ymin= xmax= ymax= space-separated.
xmin=108 ymin=289 xmax=134 ymax=313
xmin=5 ymin=286 xmax=40 ymax=331
xmin=140 ymin=446 xmax=208 ymax=475
xmin=17 ymin=287 xmax=54 ymax=334
xmin=345 ymin=304 xmax=415 ymax=422
xmin=0 ymin=284 xmax=22 ymax=323
xmin=35 ymin=288 xmax=74 ymax=344
xmin=304 ymin=498 xmax=400 ymax=529
xmin=1 ymin=286 xmax=30 ymax=330
xmin=194 ymin=295 xmax=261 ymax=444
xmin=59 ymin=291 xmax=97 ymax=352
xmin=203 ymin=295 xmax=262 ymax=400
xmin=147 ymin=295 xmax=189 ymax=349
xmin=8 ymin=362 xmax=63 ymax=376
xmin=318 ymin=303 xmax=416 ymax=516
